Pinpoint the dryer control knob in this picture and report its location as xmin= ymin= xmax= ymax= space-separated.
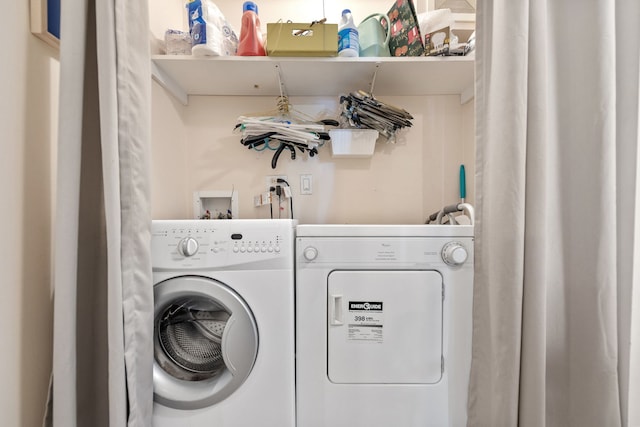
xmin=442 ymin=241 xmax=468 ymax=266
xmin=177 ymin=237 xmax=199 ymax=257
xmin=303 ymin=246 xmax=318 ymax=261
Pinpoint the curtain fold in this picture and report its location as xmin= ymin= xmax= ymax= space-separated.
xmin=469 ymin=0 xmax=639 ymax=426
xmin=630 ymin=67 xmax=640 ymax=427
xmin=615 ymin=3 xmax=640 ymax=426
xmin=48 ymin=0 xmax=153 ymax=424
xmin=111 ymin=0 xmax=154 ymax=422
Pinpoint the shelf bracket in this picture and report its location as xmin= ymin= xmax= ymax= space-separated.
xmin=151 ymin=60 xmax=188 ymax=106
xmin=460 ymin=83 xmax=474 ymax=105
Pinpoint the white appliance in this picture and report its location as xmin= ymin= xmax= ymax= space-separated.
xmin=151 ymin=219 xmax=296 ymax=427
xmin=295 ymin=224 xmax=474 ymax=427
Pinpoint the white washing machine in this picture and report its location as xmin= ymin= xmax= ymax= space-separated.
xmin=295 ymin=224 xmax=474 ymax=427
xmin=151 ymin=219 xmax=296 ymax=427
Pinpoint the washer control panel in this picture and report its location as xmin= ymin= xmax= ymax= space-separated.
xmin=152 ymin=220 xmax=295 ymax=269
xmin=230 ymin=233 xmax=283 ymax=255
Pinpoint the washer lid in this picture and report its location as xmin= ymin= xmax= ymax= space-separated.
xmin=153 ymin=276 xmax=258 ymax=410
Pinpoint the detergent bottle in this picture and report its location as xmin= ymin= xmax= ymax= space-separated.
xmin=338 ymin=9 xmax=359 ymax=57
xmin=237 ymin=1 xmax=265 ymax=56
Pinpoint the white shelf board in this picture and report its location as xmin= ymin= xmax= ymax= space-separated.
xmin=151 ymin=53 xmax=475 ymax=105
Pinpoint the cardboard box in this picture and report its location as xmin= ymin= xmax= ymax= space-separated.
xmin=424 ymin=26 xmax=451 ymax=56
xmin=266 ymin=23 xmax=338 ymax=57
xmin=417 ymin=9 xmax=453 ymax=56
xmin=384 ymin=0 xmax=424 ymax=56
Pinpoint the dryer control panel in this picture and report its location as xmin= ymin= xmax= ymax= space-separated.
xmin=152 ymin=219 xmax=296 ymax=270
xmin=296 ymin=236 xmax=473 ymax=270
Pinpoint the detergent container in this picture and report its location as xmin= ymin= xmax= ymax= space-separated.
xmin=338 ymin=9 xmax=359 ymax=57
xmin=357 ymin=13 xmax=391 ymax=57
xmin=237 ymin=1 xmax=265 ymax=56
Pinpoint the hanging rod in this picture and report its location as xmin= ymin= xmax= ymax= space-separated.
xmin=369 ymin=63 xmax=381 ymax=95
xmin=274 ymin=64 xmax=287 ymax=99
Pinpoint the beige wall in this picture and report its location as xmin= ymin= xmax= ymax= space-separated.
xmin=150 ymin=0 xmax=476 ymax=224
xmin=6 ymin=0 xmax=634 ymax=425
xmin=151 ymin=91 xmax=474 ymax=223
xmin=1 ymin=3 xmax=58 ymax=426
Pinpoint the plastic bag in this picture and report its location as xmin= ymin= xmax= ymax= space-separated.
xmin=187 ymin=0 xmax=238 ymax=56
xmin=417 ymin=8 xmax=453 ymax=56
xmin=164 ymin=29 xmax=192 ymax=55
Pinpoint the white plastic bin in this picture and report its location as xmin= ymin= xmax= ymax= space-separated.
xmin=329 ymin=129 xmax=379 ymax=158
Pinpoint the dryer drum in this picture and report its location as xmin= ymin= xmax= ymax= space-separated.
xmin=157 ymin=305 xmax=230 ymax=376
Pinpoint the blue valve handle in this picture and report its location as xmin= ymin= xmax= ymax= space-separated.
xmin=459 ymin=165 xmax=466 ymax=202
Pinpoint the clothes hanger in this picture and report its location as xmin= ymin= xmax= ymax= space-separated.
xmin=234 ymin=67 xmax=338 ymax=168
xmin=339 ymin=64 xmax=414 ymax=143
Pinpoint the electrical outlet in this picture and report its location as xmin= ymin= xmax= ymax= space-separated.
xmin=262 ymin=192 xmax=272 ymax=204
xmin=265 ymin=175 xmax=288 ymax=191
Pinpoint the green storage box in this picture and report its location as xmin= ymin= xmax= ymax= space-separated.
xmin=266 ymin=23 xmax=338 ymax=57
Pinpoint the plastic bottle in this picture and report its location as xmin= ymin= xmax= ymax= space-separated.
xmin=338 ymin=9 xmax=359 ymax=57
xmin=237 ymin=1 xmax=266 ymax=56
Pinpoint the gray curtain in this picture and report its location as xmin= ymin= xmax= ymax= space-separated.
xmin=47 ymin=0 xmax=154 ymax=425
xmin=469 ymin=1 xmax=640 ymax=426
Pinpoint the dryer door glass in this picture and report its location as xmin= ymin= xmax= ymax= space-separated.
xmin=327 ymin=270 xmax=443 ymax=384
xmin=153 ymin=276 xmax=259 ymax=410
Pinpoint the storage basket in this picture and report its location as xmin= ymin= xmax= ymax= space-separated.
xmin=266 ymin=22 xmax=338 ymax=57
xmin=329 ymin=129 xmax=379 ymax=158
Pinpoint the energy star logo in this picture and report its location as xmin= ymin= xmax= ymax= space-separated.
xmin=349 ymin=301 xmax=383 ymax=311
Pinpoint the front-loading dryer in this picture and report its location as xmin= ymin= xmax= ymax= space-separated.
xmin=295 ymin=224 xmax=474 ymax=427
xmin=151 ymin=219 xmax=296 ymax=427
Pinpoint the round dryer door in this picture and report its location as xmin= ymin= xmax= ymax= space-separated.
xmin=153 ymin=275 xmax=258 ymax=410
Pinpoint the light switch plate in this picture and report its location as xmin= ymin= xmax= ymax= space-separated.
xmin=300 ymin=174 xmax=313 ymax=195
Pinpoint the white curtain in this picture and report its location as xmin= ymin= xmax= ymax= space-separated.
xmin=469 ymin=1 xmax=639 ymax=426
xmin=46 ymin=0 xmax=154 ymax=425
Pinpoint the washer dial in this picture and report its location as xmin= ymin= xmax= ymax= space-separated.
xmin=177 ymin=237 xmax=199 ymax=257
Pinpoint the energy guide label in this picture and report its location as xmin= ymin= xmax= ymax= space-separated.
xmin=347 ymin=301 xmax=384 ymax=343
